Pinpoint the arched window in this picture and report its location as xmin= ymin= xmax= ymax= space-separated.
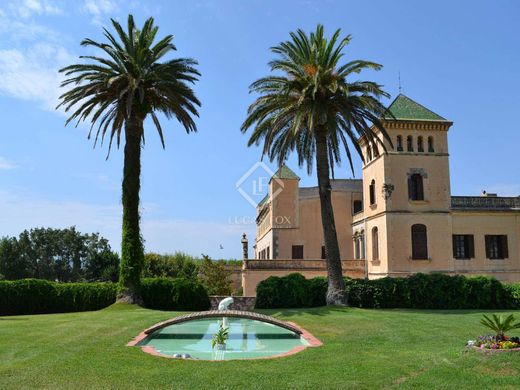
xmin=369 ymin=179 xmax=376 ymax=205
xmin=396 ymin=135 xmax=403 ymax=151
xmin=428 ymin=136 xmax=434 ymax=152
xmin=411 ymin=224 xmax=428 ymax=259
xmin=372 ymin=227 xmax=379 ymax=261
xmin=407 ymin=136 xmax=413 ymax=152
xmin=408 ymin=173 xmax=424 ymax=201
xmin=417 ymin=136 xmax=424 ymax=152
xmin=366 ymin=145 xmax=372 ymax=162
xmin=354 ymin=235 xmax=360 ymax=259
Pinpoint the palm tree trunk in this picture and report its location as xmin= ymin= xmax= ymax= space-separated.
xmin=117 ymin=116 xmax=145 ymax=304
xmin=315 ymin=129 xmax=347 ymax=305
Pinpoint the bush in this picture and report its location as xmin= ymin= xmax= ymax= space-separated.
xmin=255 ymin=273 xmax=324 ymax=309
xmin=0 ymin=279 xmax=117 ymax=315
xmin=255 ymin=273 xmax=520 ymax=309
xmin=345 ymin=273 xmax=518 ymax=310
xmin=143 ymin=252 xmax=199 ymax=280
xmin=197 ymin=255 xmax=233 ymax=296
xmin=140 ymin=277 xmax=210 ymax=311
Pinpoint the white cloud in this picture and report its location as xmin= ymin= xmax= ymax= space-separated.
xmin=0 ymin=157 xmax=17 ymax=170
xmin=0 ymin=44 xmax=74 ymax=112
xmin=83 ymin=0 xmax=118 ymax=24
xmin=9 ymin=0 xmax=63 ymax=18
xmin=0 ymin=190 xmax=253 ymax=259
xmin=83 ymin=0 xmax=118 ymax=15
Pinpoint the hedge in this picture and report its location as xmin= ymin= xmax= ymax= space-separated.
xmin=0 ymin=279 xmax=117 ymax=315
xmin=140 ymin=277 xmax=210 ymax=311
xmin=346 ymin=274 xmax=517 ymax=309
xmin=255 ymin=273 xmax=520 ymax=309
xmin=255 ymin=274 xmax=327 ymax=309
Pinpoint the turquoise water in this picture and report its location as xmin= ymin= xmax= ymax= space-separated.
xmin=138 ymin=317 xmax=308 ymax=360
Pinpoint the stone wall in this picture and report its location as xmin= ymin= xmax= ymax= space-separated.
xmin=209 ymin=296 xmax=256 ymax=311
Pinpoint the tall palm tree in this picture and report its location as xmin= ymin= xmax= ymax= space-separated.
xmin=57 ymin=15 xmax=201 ymax=303
xmin=241 ymin=25 xmax=390 ymax=305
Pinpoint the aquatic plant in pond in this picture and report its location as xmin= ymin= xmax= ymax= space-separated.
xmin=212 ymin=324 xmax=229 ymax=350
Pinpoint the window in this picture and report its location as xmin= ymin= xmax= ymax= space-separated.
xmin=372 ymin=227 xmax=379 ymax=261
xmin=485 ymin=235 xmax=508 ymax=259
xmin=396 ymin=135 xmax=403 ymax=151
xmin=452 ymin=235 xmax=474 ymax=259
xmin=373 ymin=145 xmax=380 ymax=157
xmin=292 ymin=245 xmax=304 ymax=259
xmin=411 ymin=224 xmax=428 ymax=259
xmin=353 ymin=233 xmax=365 ymax=259
xmin=321 ymin=246 xmax=326 ymax=260
xmin=366 ymin=145 xmax=372 ymax=162
xmin=428 ymin=137 xmax=434 ymax=152
xmin=352 ymin=200 xmax=363 ymax=214
xmin=369 ymin=180 xmax=376 ymax=205
xmin=417 ymin=136 xmax=424 ymax=152
xmin=407 ymin=136 xmax=413 ymax=152
xmin=408 ymin=173 xmax=424 ymax=201
xmin=266 ymin=246 xmax=270 ymax=260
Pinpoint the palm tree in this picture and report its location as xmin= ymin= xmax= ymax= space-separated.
xmin=241 ymin=25 xmax=390 ymax=305
xmin=57 ymin=15 xmax=201 ymax=303
xmin=480 ymin=314 xmax=520 ymax=339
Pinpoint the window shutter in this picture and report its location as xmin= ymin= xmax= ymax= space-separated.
xmin=485 ymin=235 xmax=491 ymax=258
xmin=417 ymin=176 xmax=424 ymax=200
xmin=452 ymin=235 xmax=457 ymax=258
xmin=467 ymin=235 xmax=475 ymax=258
xmin=501 ymin=235 xmax=508 ymax=259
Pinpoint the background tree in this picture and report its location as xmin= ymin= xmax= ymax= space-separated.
xmin=198 ymin=255 xmax=233 ymax=296
xmin=242 ymin=25 xmax=390 ymax=305
xmin=0 ymin=227 xmax=119 ymax=282
xmin=57 ymin=15 xmax=201 ymax=303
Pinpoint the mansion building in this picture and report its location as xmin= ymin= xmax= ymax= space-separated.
xmin=252 ymin=94 xmax=520 ymax=283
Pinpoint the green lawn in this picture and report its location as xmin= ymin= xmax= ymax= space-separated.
xmin=1 ymin=304 xmax=519 ymax=389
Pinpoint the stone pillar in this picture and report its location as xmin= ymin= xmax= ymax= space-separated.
xmin=241 ymin=233 xmax=248 ymax=260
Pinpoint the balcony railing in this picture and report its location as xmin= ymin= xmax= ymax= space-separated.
xmin=451 ymin=196 xmax=520 ymax=211
xmin=243 ymin=259 xmax=365 ymax=271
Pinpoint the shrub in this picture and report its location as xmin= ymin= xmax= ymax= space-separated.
xmin=255 ymin=273 xmax=323 ymax=309
xmin=143 ymin=252 xmax=199 ymax=279
xmin=255 ymin=273 xmax=520 ymax=309
xmin=0 ymin=279 xmax=116 ymax=315
xmin=344 ymin=273 xmax=518 ymax=310
xmin=140 ymin=277 xmax=210 ymax=311
xmin=197 ymin=255 xmax=233 ymax=296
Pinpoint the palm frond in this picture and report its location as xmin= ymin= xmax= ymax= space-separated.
xmin=241 ymin=24 xmax=390 ymax=176
xmin=57 ymin=14 xmax=201 ymax=157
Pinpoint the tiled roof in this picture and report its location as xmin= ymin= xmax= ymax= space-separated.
xmin=272 ymin=164 xmax=300 ymax=180
xmin=384 ymin=94 xmax=447 ymax=122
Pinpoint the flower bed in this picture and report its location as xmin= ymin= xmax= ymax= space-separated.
xmin=468 ymin=335 xmax=520 ymax=352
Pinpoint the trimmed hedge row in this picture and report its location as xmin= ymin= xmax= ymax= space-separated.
xmin=0 ymin=279 xmax=117 ymax=315
xmin=140 ymin=277 xmax=210 ymax=311
xmin=346 ymin=274 xmax=517 ymax=309
xmin=255 ymin=273 xmax=327 ymax=309
xmin=0 ymin=277 xmax=211 ymax=315
xmin=255 ymin=273 xmax=520 ymax=309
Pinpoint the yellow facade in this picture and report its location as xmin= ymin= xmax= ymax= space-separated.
xmin=250 ymin=94 xmax=520 ymax=290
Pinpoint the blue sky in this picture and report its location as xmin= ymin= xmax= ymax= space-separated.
xmin=0 ymin=0 xmax=518 ymax=258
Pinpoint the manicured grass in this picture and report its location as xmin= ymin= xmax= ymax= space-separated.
xmin=1 ymin=304 xmax=520 ymax=389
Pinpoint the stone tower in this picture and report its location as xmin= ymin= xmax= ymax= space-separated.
xmin=359 ymin=94 xmax=453 ymax=278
